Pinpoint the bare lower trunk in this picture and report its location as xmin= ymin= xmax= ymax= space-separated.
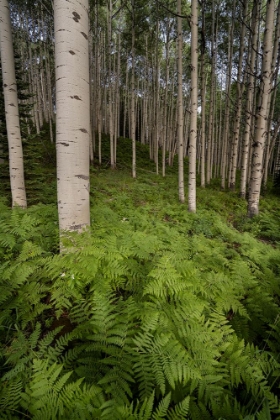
xmin=240 ymin=1 xmax=259 ymax=199
xmin=0 ymin=0 xmax=27 ymax=208
xmin=188 ymin=0 xmax=198 ymax=212
xmin=248 ymin=0 xmax=275 ymax=217
xmin=177 ymin=0 xmax=185 ymax=203
xmin=54 ymin=0 xmax=90 ymax=235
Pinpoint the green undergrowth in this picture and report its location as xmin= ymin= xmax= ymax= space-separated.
xmin=1 ymin=135 xmax=280 ymax=419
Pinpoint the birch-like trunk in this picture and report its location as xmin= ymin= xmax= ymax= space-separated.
xmin=54 ymin=0 xmax=90 ymax=234
xmin=131 ymin=1 xmax=136 ymax=179
xmin=221 ymin=8 xmax=235 ymax=189
xmin=206 ymin=0 xmax=216 ymax=185
xmin=240 ymin=1 xmax=259 ymax=198
xmin=177 ymin=0 xmax=185 ymax=203
xmin=200 ymin=0 xmax=206 ymax=187
xmin=188 ymin=0 xmax=198 ymax=212
xmin=228 ymin=0 xmax=248 ymax=190
xmin=162 ymin=25 xmax=170 ymax=177
xmin=0 ymin=0 xmax=27 ymax=208
xmin=248 ymin=0 xmax=275 ymax=217
xmin=263 ymin=0 xmax=280 ymax=188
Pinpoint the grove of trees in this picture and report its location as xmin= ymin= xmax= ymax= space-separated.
xmin=1 ymin=0 xmax=280 ymax=418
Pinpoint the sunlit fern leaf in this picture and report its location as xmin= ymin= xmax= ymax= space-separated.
xmin=151 ymin=392 xmax=171 ymax=419
xmin=166 ymin=395 xmax=190 ymax=420
xmin=0 ymin=380 xmax=22 ymax=411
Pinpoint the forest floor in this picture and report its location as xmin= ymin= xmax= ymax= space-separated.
xmin=1 ymin=132 xmax=280 ymax=418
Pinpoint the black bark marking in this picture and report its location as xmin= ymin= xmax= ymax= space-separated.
xmin=3 ymin=84 xmax=7 ymax=87
xmin=80 ymin=128 xmax=88 ymax=133
xmin=9 ymin=103 xmax=15 ymax=107
xmin=69 ymin=223 xmax=83 ymax=231
xmin=69 ymin=50 xmax=75 ymax=55
xmin=58 ymin=142 xmax=69 ymax=147
xmin=72 ymin=12 xmax=81 ymax=22
xmin=81 ymin=32 xmax=88 ymax=40
xmin=75 ymin=174 xmax=89 ymax=180
xmin=70 ymin=95 xmax=82 ymax=100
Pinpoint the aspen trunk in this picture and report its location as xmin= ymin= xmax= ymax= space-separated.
xmin=248 ymin=0 xmax=275 ymax=217
xmin=188 ymin=0 xmax=198 ymax=212
xmin=240 ymin=1 xmax=259 ymax=198
xmin=262 ymin=0 xmax=280 ymax=188
xmin=177 ymin=0 xmax=185 ymax=203
xmin=221 ymin=8 xmax=235 ymax=189
xmin=131 ymin=1 xmax=136 ymax=179
xmin=162 ymin=26 xmax=170 ymax=177
xmin=54 ymin=0 xmax=90 ymax=234
xmin=228 ymin=0 xmax=248 ymax=190
xmin=206 ymin=0 xmax=216 ymax=185
xmin=0 ymin=0 xmax=27 ymax=208
xmin=200 ymin=0 xmax=206 ymax=187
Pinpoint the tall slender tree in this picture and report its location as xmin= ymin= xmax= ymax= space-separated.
xmin=54 ymin=0 xmax=90 ymax=235
xmin=240 ymin=0 xmax=259 ymax=199
xmin=177 ymin=0 xmax=185 ymax=203
xmin=0 ymin=0 xmax=27 ymax=208
xmin=248 ymin=0 xmax=275 ymax=217
xmin=188 ymin=0 xmax=198 ymax=212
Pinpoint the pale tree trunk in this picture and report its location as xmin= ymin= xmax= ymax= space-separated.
xmin=154 ymin=17 xmax=159 ymax=175
xmin=240 ymin=0 xmax=259 ymax=198
xmin=123 ymin=59 xmax=129 ymax=138
xmin=131 ymin=0 xmax=136 ymax=178
xmin=168 ymin=63 xmax=176 ymax=166
xmin=54 ymin=0 xmax=90 ymax=234
xmin=162 ymin=24 xmax=170 ymax=177
xmin=177 ymin=0 xmax=185 ymax=203
xmin=188 ymin=0 xmax=198 ymax=212
xmin=263 ymin=58 xmax=280 ymax=188
xmin=248 ymin=0 xmax=275 ymax=217
xmin=228 ymin=0 xmax=248 ymax=190
xmin=200 ymin=0 xmax=206 ymax=187
xmin=0 ymin=0 xmax=27 ymax=208
xmin=221 ymin=6 xmax=235 ymax=189
xmin=206 ymin=0 xmax=216 ymax=185
xmin=28 ymin=44 xmax=40 ymax=135
xmin=107 ymin=0 xmax=115 ymax=169
xmin=263 ymin=0 xmax=280 ymax=189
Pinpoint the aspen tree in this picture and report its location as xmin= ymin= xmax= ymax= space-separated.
xmin=188 ymin=0 xmax=198 ymax=212
xmin=248 ymin=0 xmax=275 ymax=217
xmin=228 ymin=0 xmax=248 ymax=190
xmin=221 ymin=3 xmax=235 ymax=189
xmin=54 ymin=0 xmax=90 ymax=234
xmin=177 ymin=0 xmax=185 ymax=203
xmin=162 ymin=23 xmax=170 ymax=177
xmin=131 ymin=0 xmax=136 ymax=178
xmin=107 ymin=0 xmax=115 ymax=169
xmin=154 ymin=15 xmax=159 ymax=175
xmin=206 ymin=0 xmax=216 ymax=185
xmin=200 ymin=0 xmax=206 ymax=187
xmin=240 ymin=0 xmax=259 ymax=198
xmin=263 ymin=0 xmax=280 ymax=188
xmin=0 ymin=0 xmax=27 ymax=208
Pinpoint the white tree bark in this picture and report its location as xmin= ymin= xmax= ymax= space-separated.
xmin=248 ymin=0 xmax=275 ymax=217
xmin=188 ymin=0 xmax=198 ymax=213
xmin=240 ymin=1 xmax=259 ymax=199
xmin=0 ymin=0 xmax=27 ymax=208
xmin=131 ymin=1 xmax=136 ymax=178
xmin=54 ymin=0 xmax=90 ymax=233
xmin=177 ymin=0 xmax=185 ymax=203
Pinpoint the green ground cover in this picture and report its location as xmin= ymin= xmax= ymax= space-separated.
xmin=0 ymin=135 xmax=280 ymax=419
